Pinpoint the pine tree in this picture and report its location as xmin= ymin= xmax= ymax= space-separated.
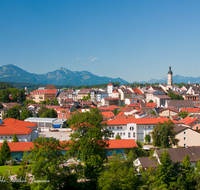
xmin=12 ymin=133 xmax=19 ymax=142
xmin=0 ymin=140 xmax=11 ymax=165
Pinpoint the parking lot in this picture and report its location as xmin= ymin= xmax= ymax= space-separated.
xmin=39 ymin=131 xmax=72 ymax=141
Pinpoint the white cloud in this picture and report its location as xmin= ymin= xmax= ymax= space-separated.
xmin=191 ymin=68 xmax=195 ymax=71
xmin=77 ymin=57 xmax=79 ymax=60
xmin=90 ymin=57 xmax=98 ymax=62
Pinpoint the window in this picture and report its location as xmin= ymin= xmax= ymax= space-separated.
xmin=133 ymin=132 xmax=135 ymax=137
xmin=184 ymin=144 xmax=186 ymax=147
xmin=120 ymin=127 xmax=122 ymax=129
xmin=123 ymin=132 xmax=125 ymax=136
xmin=195 ymin=122 xmax=197 ymax=124
xmin=117 ymin=133 xmax=119 ymax=135
xmin=148 ymin=126 xmax=150 ymax=128
xmin=111 ymin=133 xmax=114 ymax=138
xmin=112 ymin=127 xmax=114 ymax=129
xmin=120 ymin=132 xmax=122 ymax=136
xmin=184 ymin=137 xmax=186 ymax=140
xmin=128 ymin=132 xmax=130 ymax=138
xmin=184 ymin=131 xmax=186 ymax=134
xmin=197 ymin=126 xmax=199 ymax=130
xmin=109 ymin=127 xmax=111 ymax=129
xmin=117 ymin=127 xmax=119 ymax=129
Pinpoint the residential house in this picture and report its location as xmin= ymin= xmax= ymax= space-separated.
xmin=159 ymin=107 xmax=180 ymax=117
xmin=174 ymin=125 xmax=200 ymax=147
xmin=180 ymin=108 xmax=200 ymax=115
xmin=118 ymin=88 xmax=134 ymax=100
xmin=145 ymin=90 xmax=171 ymax=107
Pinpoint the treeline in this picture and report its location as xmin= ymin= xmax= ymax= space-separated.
xmin=0 ymin=88 xmax=26 ymax=103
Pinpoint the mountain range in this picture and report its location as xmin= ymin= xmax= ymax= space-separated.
xmin=0 ymin=64 xmax=128 ymax=86
xmin=0 ymin=64 xmax=199 ymax=86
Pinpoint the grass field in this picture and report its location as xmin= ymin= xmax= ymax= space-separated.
xmin=0 ymin=165 xmax=31 ymax=175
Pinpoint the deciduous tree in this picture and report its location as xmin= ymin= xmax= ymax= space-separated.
xmin=67 ymin=108 xmax=111 ymax=184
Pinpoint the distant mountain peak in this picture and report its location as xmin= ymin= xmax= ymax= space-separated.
xmin=0 ymin=64 xmax=128 ymax=86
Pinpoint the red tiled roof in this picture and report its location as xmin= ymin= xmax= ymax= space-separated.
xmin=146 ymin=103 xmax=157 ymax=108
xmin=117 ymin=112 xmax=124 ymax=116
xmin=0 ymin=141 xmax=70 ymax=152
xmin=0 ymin=118 xmax=37 ymax=135
xmin=127 ymin=103 xmax=141 ymax=107
xmin=107 ymin=83 xmax=113 ymax=86
xmin=181 ymin=108 xmax=200 ymax=113
xmin=0 ymin=140 xmax=137 ymax=152
xmin=106 ymin=118 xmax=180 ymax=125
xmin=132 ymin=88 xmax=143 ymax=95
xmin=101 ymin=112 xmax=115 ymax=118
xmin=113 ymin=90 xmax=118 ymax=93
xmin=0 ymin=142 xmax=34 ymax=152
xmin=181 ymin=117 xmax=198 ymax=125
xmin=107 ymin=139 xmax=137 ymax=149
xmin=45 ymin=89 xmax=57 ymax=94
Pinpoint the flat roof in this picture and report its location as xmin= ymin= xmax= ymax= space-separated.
xmin=25 ymin=117 xmax=57 ymax=123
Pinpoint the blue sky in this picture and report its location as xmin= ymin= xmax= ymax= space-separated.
xmin=1 ymin=0 xmax=200 ymax=83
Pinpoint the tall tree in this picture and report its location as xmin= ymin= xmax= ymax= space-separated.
xmin=98 ymin=153 xmax=140 ymax=190
xmin=67 ymin=108 xmax=111 ymax=185
xmin=146 ymin=151 xmax=180 ymax=189
xmin=0 ymin=140 xmax=11 ymax=165
xmin=177 ymin=154 xmax=195 ymax=190
xmin=21 ymin=110 xmax=32 ymax=120
xmin=151 ymin=120 xmax=179 ymax=148
xmin=29 ymin=137 xmax=75 ymax=190
xmin=144 ymin=134 xmax=151 ymax=144
xmin=12 ymin=133 xmax=18 ymax=142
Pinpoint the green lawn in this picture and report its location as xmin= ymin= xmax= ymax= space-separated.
xmin=0 ymin=165 xmax=31 ymax=175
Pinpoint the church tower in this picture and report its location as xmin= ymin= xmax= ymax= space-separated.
xmin=167 ymin=66 xmax=173 ymax=86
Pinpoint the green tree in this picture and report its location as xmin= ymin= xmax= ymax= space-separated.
xmin=5 ymin=105 xmax=20 ymax=120
xmin=21 ymin=110 xmax=32 ymax=120
xmin=178 ymin=111 xmax=189 ymax=119
xmin=148 ymin=100 xmax=153 ymax=103
xmin=38 ymin=106 xmax=57 ymax=118
xmin=29 ymin=137 xmax=75 ymax=190
xmin=115 ymin=134 xmax=121 ymax=139
xmin=0 ymin=173 xmax=13 ymax=190
xmin=177 ymin=154 xmax=195 ymax=190
xmin=98 ymin=153 xmax=140 ymax=190
xmin=12 ymin=133 xmax=18 ymax=142
xmin=67 ymin=108 xmax=111 ymax=185
xmin=151 ymin=120 xmax=179 ymax=148
xmin=0 ymin=140 xmax=11 ymax=165
xmin=167 ymin=91 xmax=184 ymax=100
xmin=113 ymin=108 xmax=121 ymax=116
xmin=145 ymin=134 xmax=151 ymax=144
xmin=141 ymin=151 xmax=180 ymax=190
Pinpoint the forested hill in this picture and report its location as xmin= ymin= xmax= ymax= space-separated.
xmin=0 ymin=82 xmax=14 ymax=90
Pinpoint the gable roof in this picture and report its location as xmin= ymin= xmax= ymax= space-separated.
xmin=181 ymin=108 xmax=200 ymax=113
xmin=137 ymin=157 xmax=158 ymax=168
xmin=180 ymin=117 xmax=198 ymax=125
xmin=157 ymin=147 xmax=200 ymax=163
xmin=166 ymin=100 xmax=193 ymax=108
